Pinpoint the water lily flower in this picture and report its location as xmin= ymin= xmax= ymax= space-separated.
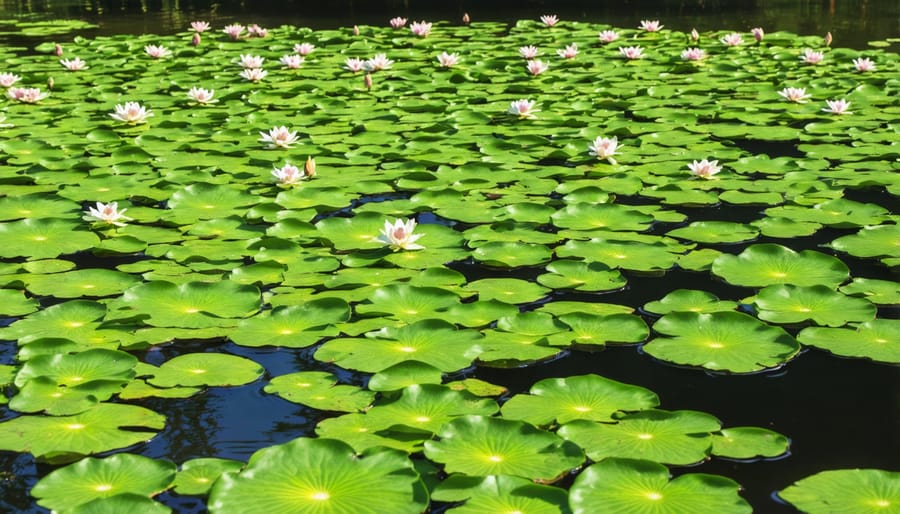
xmin=519 ymin=45 xmax=540 ymax=59
xmin=294 ymin=43 xmax=315 ymax=56
xmin=462 ymin=13 xmax=470 ymax=24
xmin=824 ymin=31 xmax=833 ymax=47
xmin=752 ymin=27 xmax=765 ymax=42
xmin=190 ymin=21 xmax=210 ymax=32
xmin=540 ymin=15 xmax=559 ymax=27
xmin=260 ymin=126 xmax=299 ymax=149
xmin=272 ymin=163 xmax=306 ymax=185
xmin=144 ymin=44 xmax=171 ymax=59
xmin=109 ymin=101 xmax=153 ymax=124
xmin=7 ymin=87 xmax=49 ymax=104
xmin=687 ymin=159 xmax=722 ymax=179
xmin=353 ymin=25 xmax=360 ymax=36
xmin=376 ymin=218 xmax=425 ymax=251
xmin=191 ymin=33 xmax=201 ymax=46
xmin=344 ymin=57 xmax=365 ymax=72
xmin=0 ymin=73 xmax=21 ymax=87
xmin=305 ymin=156 xmax=316 ymax=177
xmin=437 ymin=52 xmax=460 ymax=67
xmin=364 ymin=73 xmax=373 ymax=90
xmin=720 ymin=33 xmax=743 ymax=46
xmin=60 ymin=57 xmax=87 ymax=70
xmin=390 ymin=17 xmax=407 ymax=29
xmin=853 ymin=57 xmax=875 ymax=72
xmin=801 ymin=49 xmax=824 ymax=64
xmin=237 ymin=54 xmax=264 ymax=69
xmin=588 ymin=136 xmax=620 ymax=164
xmin=83 ymin=201 xmax=131 ymax=227
xmin=822 ymin=99 xmax=852 ymax=115
xmin=364 ymin=53 xmax=394 ymax=71
xmin=556 ymin=43 xmax=578 ymax=59
xmin=240 ymin=68 xmax=267 ymax=82
xmin=508 ymin=99 xmax=539 ymax=119
xmin=526 ymin=59 xmax=549 ymax=75
xmin=247 ymin=24 xmax=267 ymax=38
xmin=410 ymin=21 xmax=432 ymax=37
xmin=690 ymin=28 xmax=700 ymax=41
xmin=223 ymin=23 xmax=244 ymax=40
xmin=598 ymin=30 xmax=619 ymax=43
xmin=54 ymin=43 xmax=63 ymax=56
xmin=681 ymin=47 xmax=706 ymax=61
xmin=619 ymin=46 xmax=644 ymax=60
xmin=186 ymin=87 xmax=216 ymax=104
xmin=280 ymin=54 xmax=304 ymax=69
xmin=640 ymin=20 xmax=663 ymax=32
xmin=778 ymin=87 xmax=811 ymax=103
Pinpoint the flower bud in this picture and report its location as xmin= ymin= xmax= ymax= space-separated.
xmin=191 ymin=33 xmax=201 ymax=46
xmin=305 ymin=156 xmax=316 ymax=177
xmin=364 ymin=73 xmax=373 ymax=90
xmin=825 ymin=31 xmax=832 ymax=46
xmin=463 ymin=13 xmax=470 ymax=25
xmin=54 ymin=44 xmax=63 ymax=56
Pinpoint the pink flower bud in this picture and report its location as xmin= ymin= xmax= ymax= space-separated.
xmin=364 ymin=73 xmax=373 ymax=90
xmin=191 ymin=33 xmax=201 ymax=46
xmin=54 ymin=44 xmax=63 ymax=56
xmin=353 ymin=25 xmax=360 ymax=36
xmin=463 ymin=13 xmax=470 ymax=24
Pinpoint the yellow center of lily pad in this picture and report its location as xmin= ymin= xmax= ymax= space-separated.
xmin=65 ymin=423 xmax=86 ymax=430
xmin=770 ymin=271 xmax=787 ymax=278
xmin=637 ymin=433 xmax=654 ymax=440
xmin=94 ymin=484 xmax=113 ymax=492
xmin=189 ymin=368 xmax=207 ymax=374
xmin=279 ymin=329 xmax=295 ymax=335
xmin=646 ymin=492 xmax=663 ymax=501
xmin=707 ymin=342 xmax=724 ymax=349
xmin=82 ymin=284 xmax=96 ymax=289
xmin=398 ymin=346 xmax=417 ymax=353
xmin=65 ymin=321 xmax=84 ymax=328
xmin=414 ymin=416 xmax=431 ymax=423
xmin=573 ymin=406 xmax=592 ymax=412
xmin=184 ymin=307 xmax=200 ymax=313
xmin=487 ymin=455 xmax=504 ymax=462
xmin=309 ymin=491 xmax=330 ymax=501
xmin=33 ymin=236 xmax=47 ymax=241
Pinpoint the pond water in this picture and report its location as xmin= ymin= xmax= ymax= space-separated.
xmin=0 ymin=3 xmax=897 ymax=513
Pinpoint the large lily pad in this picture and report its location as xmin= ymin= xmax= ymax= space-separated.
xmin=147 ymin=353 xmax=264 ymax=388
xmin=778 ymin=468 xmax=900 ymax=514
xmin=229 ymin=298 xmax=350 ymax=348
xmin=432 ymin=474 xmax=569 ymax=514
xmin=752 ymin=284 xmax=877 ymax=326
xmin=118 ymin=280 xmax=261 ymax=328
xmin=797 ymin=319 xmax=900 ymax=363
xmin=264 ymin=371 xmax=375 ymax=412
xmin=711 ymin=244 xmax=850 ymax=288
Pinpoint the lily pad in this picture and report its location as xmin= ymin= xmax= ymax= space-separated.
xmin=712 ymin=244 xmax=850 ymax=288
xmin=643 ymin=289 xmax=738 ymax=315
xmin=229 ymin=298 xmax=350 ymax=348
xmin=752 ymin=284 xmax=877 ymax=326
xmin=797 ymin=319 xmax=900 ymax=363
xmin=536 ymin=260 xmax=627 ymax=292
xmin=432 ymin=474 xmax=569 ymax=514
xmin=264 ymin=371 xmax=375 ymax=412
xmin=173 ymin=458 xmax=245 ymax=496
xmin=778 ymin=468 xmax=900 ymax=514
xmin=119 ymin=280 xmax=261 ymax=328
xmin=711 ymin=427 xmax=791 ymax=460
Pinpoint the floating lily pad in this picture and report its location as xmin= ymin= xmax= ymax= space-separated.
xmin=828 ymin=224 xmax=900 ymax=260
xmin=472 ymin=241 xmax=553 ymax=267
xmin=0 ymin=288 xmax=39 ymax=316
xmin=364 ymin=384 xmax=499 ymax=435
xmin=208 ymin=438 xmax=428 ymax=513
xmin=839 ymin=278 xmax=900 ymax=305
xmin=711 ymin=427 xmax=791 ymax=460
xmin=14 ymin=348 xmax=137 ymax=388
xmin=797 ymin=319 xmax=900 ymax=363
xmin=264 ymin=371 xmax=375 ymax=412
xmin=557 ymin=312 xmax=649 ymax=347
xmin=536 ymin=260 xmax=627 ymax=292
xmin=432 ymin=474 xmax=569 ymax=514
xmin=119 ymin=280 xmax=261 ymax=328
xmin=645 ymin=311 xmax=801 ymax=373
xmin=25 ymin=269 xmax=141 ymax=298
xmin=367 ymin=361 xmax=445 ymax=392
xmin=0 ymin=219 xmax=100 ymax=259
xmin=643 ymin=289 xmax=738 ymax=315
xmin=355 ymin=284 xmax=461 ymax=321
xmin=752 ymin=284 xmax=877 ymax=326
xmin=712 ymin=244 xmax=849 ymax=288
xmin=667 ymin=221 xmax=759 ymax=244
xmin=569 ymin=458 xmax=752 ymax=514
xmin=68 ymin=493 xmax=172 ymax=514
xmin=229 ymin=298 xmax=350 ymax=348
xmin=778 ymin=468 xmax=900 ymax=514
xmin=173 ymin=458 xmax=245 ymax=496
xmin=147 ymin=353 xmax=263 ymax=388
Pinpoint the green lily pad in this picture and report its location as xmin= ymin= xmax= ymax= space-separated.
xmin=501 ymin=374 xmax=659 ymax=425
xmin=778 ymin=468 xmax=900 ymax=514
xmin=711 ymin=427 xmax=791 ymax=460
xmin=24 ymin=269 xmax=141 ymax=298
xmin=32 ymin=453 xmax=175 ymax=512
xmin=645 ymin=311 xmax=801 ymax=373
xmin=119 ymin=280 xmax=261 ymax=328
xmin=229 ymin=298 xmax=350 ymax=348
xmin=0 ymin=219 xmax=101 ymax=259
xmin=752 ymin=284 xmax=877 ymax=326
xmin=355 ymin=284 xmax=461 ymax=321
xmin=423 ymin=415 xmax=584 ymax=481
xmin=828 ymin=224 xmax=900 ymax=260
xmin=367 ymin=361 xmax=445 ymax=392
xmin=463 ymin=278 xmax=550 ymax=304
xmin=551 ymin=203 xmax=654 ymax=232
xmin=173 ymin=458 xmax=245 ymax=496
xmin=432 ymin=474 xmax=569 ymax=514
xmin=69 ymin=493 xmax=172 ymax=514
xmin=208 ymin=438 xmax=428 ymax=513
xmin=14 ymin=348 xmax=137 ymax=388
xmin=840 ymin=278 xmax=900 ymax=305
xmin=644 ymin=289 xmax=738 ymax=315
xmin=556 ymin=312 xmax=649 ymax=347
xmin=712 ymin=244 xmax=850 ymax=288
xmin=557 ymin=239 xmax=680 ymax=272
xmin=797 ymin=319 xmax=900 ymax=363
xmin=536 ymin=260 xmax=627 ymax=292
xmin=364 ymin=384 xmax=499 ymax=435
xmin=0 ymin=288 xmax=39 ymax=316
xmin=667 ymin=221 xmax=759 ymax=244
xmin=472 ymin=241 xmax=553 ymax=267
xmin=569 ymin=458 xmax=752 ymax=514
xmin=147 ymin=353 xmax=264 ymax=388
xmin=264 ymin=371 xmax=375 ymax=412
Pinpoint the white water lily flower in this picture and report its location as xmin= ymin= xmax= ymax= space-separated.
xmin=259 ymin=126 xmax=299 ymax=149
xmin=588 ymin=136 xmax=620 ymax=164
xmin=186 ymin=87 xmax=216 ymax=104
xmin=109 ymin=101 xmax=153 ymax=124
xmin=83 ymin=201 xmax=131 ymax=226
xmin=376 ymin=218 xmax=425 ymax=251
xmin=687 ymin=159 xmax=723 ymax=179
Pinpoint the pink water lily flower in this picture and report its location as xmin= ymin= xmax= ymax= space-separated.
xmin=526 ymin=59 xmax=549 ymax=75
xmin=557 ymin=43 xmax=578 ymax=59
xmin=186 ymin=87 xmax=216 ymax=104
xmin=508 ymin=99 xmax=539 ymax=119
xmin=60 ymin=57 xmax=87 ymax=70
xmin=247 ymin=24 xmax=267 ymax=38
xmin=376 ymin=218 xmax=425 ymax=251
xmin=364 ymin=53 xmax=394 ymax=71
xmin=687 ymin=159 xmax=722 ymax=179
xmin=238 ymin=54 xmax=265 ymax=68
xmin=822 ymin=99 xmax=852 ymax=115
xmin=344 ymin=57 xmax=365 ymax=72
xmin=260 ymin=126 xmax=299 ymax=149
xmin=720 ymin=33 xmax=743 ymax=46
xmin=619 ymin=46 xmax=644 ymax=60
xmin=7 ymin=87 xmax=49 ymax=103
xmin=390 ymin=17 xmax=407 ymax=28
xmin=410 ymin=21 xmax=432 ymax=37
xmin=681 ymin=48 xmax=706 ymax=61
xmin=223 ymin=23 xmax=244 ymax=40
xmin=640 ymin=20 xmax=663 ymax=32
xmin=190 ymin=21 xmax=210 ymax=32
xmin=853 ymin=57 xmax=875 ymax=72
xmin=280 ymin=55 xmax=304 ymax=69
xmin=752 ymin=27 xmax=765 ymax=42
xmin=802 ymin=49 xmax=824 ymax=64
xmin=294 ymin=43 xmax=315 ymax=56
xmin=519 ymin=45 xmax=540 ymax=59
xmin=778 ymin=87 xmax=811 ymax=103
xmin=598 ymin=30 xmax=619 ymax=43
xmin=110 ymin=101 xmax=153 ymax=124
xmin=437 ymin=52 xmax=460 ymax=67
xmin=84 ymin=201 xmax=131 ymax=227
xmin=54 ymin=44 xmax=63 ymax=56
xmin=0 ymin=72 xmax=21 ymax=87
xmin=144 ymin=45 xmax=171 ymax=59
xmin=272 ymin=163 xmax=306 ymax=185
xmin=191 ymin=33 xmax=201 ymax=46
xmin=588 ymin=136 xmax=620 ymax=164
xmin=240 ymin=68 xmax=267 ymax=82
xmin=540 ymin=15 xmax=559 ymax=27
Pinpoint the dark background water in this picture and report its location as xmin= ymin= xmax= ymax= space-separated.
xmin=0 ymin=0 xmax=898 ymax=50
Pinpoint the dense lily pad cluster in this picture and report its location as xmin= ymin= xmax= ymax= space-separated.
xmin=0 ymin=14 xmax=897 ymax=513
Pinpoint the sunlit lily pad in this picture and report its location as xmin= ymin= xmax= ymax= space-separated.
xmin=751 ymin=284 xmax=877 ymax=326
xmin=778 ymin=468 xmax=900 ymax=514
xmin=264 ymin=371 xmax=375 ymax=412
xmin=423 ymin=415 xmax=584 ymax=481
xmin=364 ymin=384 xmax=499 ymax=435
xmin=839 ymin=278 xmax=900 ymax=305
xmin=569 ymin=458 xmax=752 ymax=514
xmin=557 ymin=312 xmax=649 ymax=347
xmin=14 ymin=348 xmax=137 ymax=389
xmin=0 ymin=219 xmax=101 ymax=259
xmin=173 ymin=458 xmax=246 ymax=496
xmin=119 ymin=280 xmax=261 ymax=328
xmin=667 ymin=221 xmax=759 ymax=244
xmin=0 ymin=288 xmax=39 ymax=316
xmin=643 ymin=289 xmax=738 ymax=315
xmin=797 ymin=319 xmax=899 ymax=363
xmin=68 ymin=493 xmax=172 ymax=514
xmin=31 ymin=453 xmax=175 ymax=512
xmin=472 ymin=241 xmax=553 ymax=267
xmin=229 ymin=298 xmax=350 ymax=348
xmin=557 ymin=239 xmax=680 ymax=272
xmin=432 ymin=474 xmax=569 ymax=514
xmin=537 ymin=260 xmax=627 ymax=292
xmin=25 ymin=269 xmax=141 ymax=298
xmin=645 ymin=311 xmax=801 ymax=372
xmin=208 ymin=438 xmax=428 ymax=513
xmin=711 ymin=427 xmax=791 ymax=460
xmin=367 ymin=361 xmax=444 ymax=392
xmin=355 ymin=284 xmax=461 ymax=321
xmin=712 ymin=244 xmax=849 ymax=288
xmin=828 ymin=224 xmax=900 ymax=260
